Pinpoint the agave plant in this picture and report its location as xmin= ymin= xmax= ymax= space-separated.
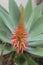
xmin=0 ymin=0 xmax=43 ymax=65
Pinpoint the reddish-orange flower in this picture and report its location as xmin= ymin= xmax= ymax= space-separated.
xmin=11 ymin=22 xmax=28 ymax=54
xmin=11 ymin=6 xmax=28 ymax=54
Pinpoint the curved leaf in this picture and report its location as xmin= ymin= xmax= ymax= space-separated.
xmin=0 ymin=17 xmax=11 ymax=43
xmin=29 ymin=3 xmax=43 ymax=33
xmin=24 ymin=0 xmax=33 ymax=22
xmin=26 ymin=47 xmax=43 ymax=57
xmin=33 ymin=2 xmax=43 ymax=22
xmin=0 ymin=5 xmax=16 ymax=32
xmin=15 ymin=54 xmax=26 ymax=65
xmin=26 ymin=12 xmax=34 ymax=32
xmin=0 ymin=43 xmax=12 ymax=55
xmin=24 ymin=53 xmax=38 ymax=65
xmin=28 ymin=34 xmax=43 ymax=42
xmin=26 ymin=3 xmax=43 ymax=33
xmin=9 ymin=0 xmax=20 ymax=23
xmin=29 ymin=41 xmax=43 ymax=47
xmin=15 ymin=53 xmax=38 ymax=65
xmin=29 ymin=15 xmax=43 ymax=36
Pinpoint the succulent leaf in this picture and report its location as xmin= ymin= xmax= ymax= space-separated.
xmin=29 ymin=15 xmax=43 ymax=36
xmin=24 ymin=0 xmax=33 ymax=22
xmin=0 ymin=5 xmax=17 ymax=32
xmin=26 ymin=47 xmax=43 ymax=57
xmin=29 ymin=41 xmax=43 ymax=47
xmin=26 ymin=3 xmax=43 ymax=33
xmin=0 ymin=17 xmax=12 ymax=43
xmin=0 ymin=0 xmax=43 ymax=56
xmin=9 ymin=0 xmax=20 ymax=24
xmin=0 ymin=43 xmax=12 ymax=55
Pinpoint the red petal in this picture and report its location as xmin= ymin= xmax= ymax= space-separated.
xmin=25 ymin=43 xmax=28 ymax=47
xmin=12 ymin=40 xmax=17 ymax=48
xmin=16 ymin=47 xmax=19 ymax=54
xmin=17 ymin=41 xmax=19 ymax=47
xmin=23 ymin=33 xmax=28 ymax=38
xmin=24 ymin=41 xmax=28 ymax=47
xmin=21 ymin=42 xmax=26 ymax=48
xmin=21 ymin=47 xmax=23 ymax=53
xmin=19 ymin=45 xmax=22 ymax=51
xmin=11 ymin=35 xmax=17 ymax=39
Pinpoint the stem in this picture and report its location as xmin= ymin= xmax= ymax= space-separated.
xmin=0 ymin=42 xmax=6 ymax=65
xmin=1 ymin=43 xmax=6 ymax=56
xmin=19 ymin=5 xmax=24 ymax=24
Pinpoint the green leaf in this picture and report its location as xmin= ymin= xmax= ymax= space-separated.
xmin=15 ymin=53 xmax=38 ymax=65
xmin=9 ymin=0 xmax=20 ymax=23
xmin=15 ymin=54 xmax=26 ymax=65
xmin=0 ymin=17 xmax=11 ymax=43
xmin=29 ymin=41 xmax=43 ymax=47
xmin=33 ymin=2 xmax=43 ymax=22
xmin=29 ymin=15 xmax=43 ymax=37
xmin=29 ymin=3 xmax=43 ymax=33
xmin=24 ymin=0 xmax=33 ymax=22
xmin=27 ymin=16 xmax=43 ymax=48
xmin=26 ymin=12 xmax=34 ymax=32
xmin=26 ymin=47 xmax=43 ymax=57
xmin=23 ymin=53 xmax=38 ymax=65
xmin=0 ymin=43 xmax=12 ymax=55
xmin=0 ymin=5 xmax=16 ymax=32
xmin=26 ymin=3 xmax=43 ymax=33
xmin=28 ymin=34 xmax=43 ymax=42
xmin=23 ymin=61 xmax=27 ymax=65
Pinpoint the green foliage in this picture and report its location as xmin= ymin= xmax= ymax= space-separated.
xmin=0 ymin=16 xmax=11 ymax=43
xmin=27 ymin=47 xmax=43 ymax=57
xmin=0 ymin=0 xmax=43 ymax=64
xmin=0 ymin=43 xmax=12 ymax=55
xmin=26 ymin=3 xmax=43 ymax=33
xmin=24 ymin=0 xmax=33 ymax=22
xmin=9 ymin=0 xmax=20 ymax=24
xmin=0 ymin=5 xmax=15 ymax=32
xmin=15 ymin=53 xmax=38 ymax=65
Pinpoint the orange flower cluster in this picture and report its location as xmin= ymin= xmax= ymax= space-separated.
xmin=11 ymin=22 xmax=28 ymax=54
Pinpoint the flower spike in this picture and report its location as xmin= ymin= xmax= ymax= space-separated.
xmin=11 ymin=6 xmax=28 ymax=54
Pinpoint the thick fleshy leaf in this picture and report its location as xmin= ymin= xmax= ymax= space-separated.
xmin=9 ymin=0 xmax=20 ymax=23
xmin=0 ymin=43 xmax=12 ymax=55
xmin=26 ymin=15 xmax=43 ymax=48
xmin=26 ymin=3 xmax=43 ymax=33
xmin=24 ymin=0 xmax=33 ymax=22
xmin=0 ymin=17 xmax=11 ymax=43
xmin=26 ymin=47 xmax=43 ymax=57
xmin=29 ymin=41 xmax=43 ymax=47
xmin=29 ymin=15 xmax=43 ymax=37
xmin=33 ymin=2 xmax=43 ymax=22
xmin=26 ymin=12 xmax=34 ymax=32
xmin=29 ymin=3 xmax=43 ymax=33
xmin=0 ymin=5 xmax=16 ymax=32
xmin=28 ymin=34 xmax=43 ymax=42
